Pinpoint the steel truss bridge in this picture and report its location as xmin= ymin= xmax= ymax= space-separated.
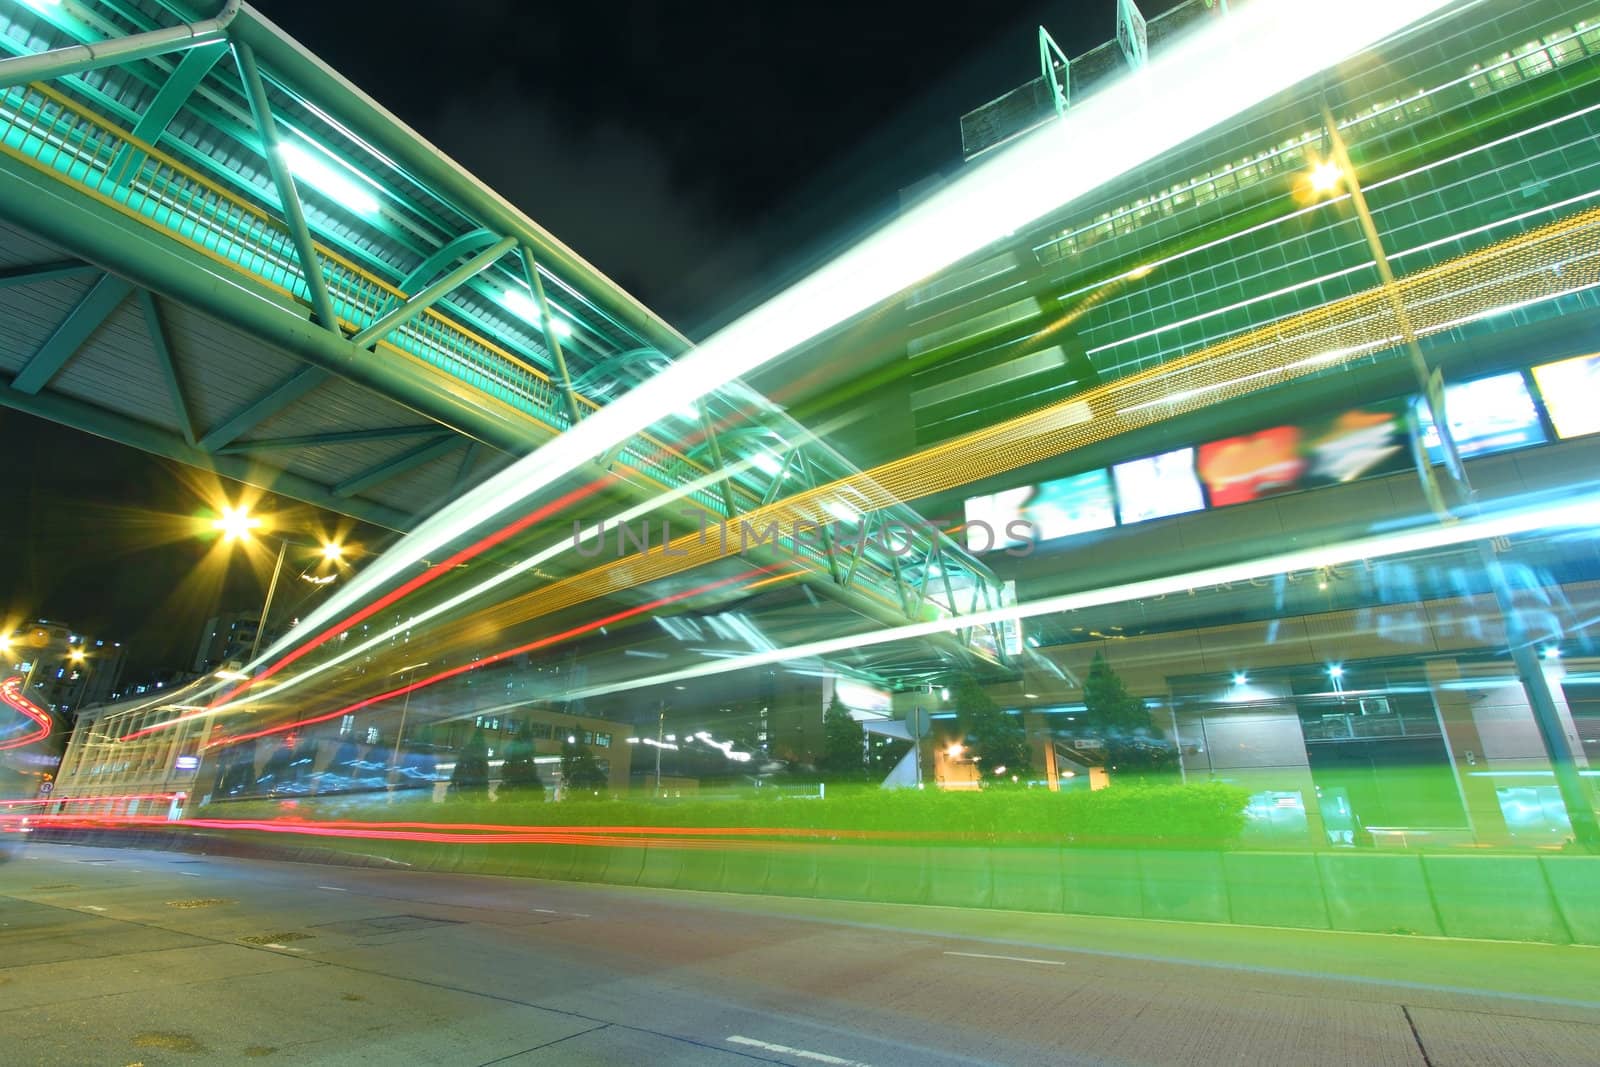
xmin=0 ymin=0 xmax=1014 ymax=676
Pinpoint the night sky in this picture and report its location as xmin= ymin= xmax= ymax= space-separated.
xmin=0 ymin=0 xmax=1170 ymax=674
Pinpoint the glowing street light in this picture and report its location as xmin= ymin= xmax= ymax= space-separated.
xmin=1307 ymin=158 xmax=1344 ymax=196
xmin=320 ymin=541 xmax=345 ymax=563
xmin=213 ymin=505 xmax=262 ymax=542
xmin=945 ymin=742 xmax=965 ymax=759
xmin=67 ymin=647 xmax=86 ymax=664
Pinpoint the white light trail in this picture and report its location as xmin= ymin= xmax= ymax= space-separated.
xmin=557 ymin=493 xmax=1600 ymax=703
xmin=248 ymin=0 xmax=1456 ymax=680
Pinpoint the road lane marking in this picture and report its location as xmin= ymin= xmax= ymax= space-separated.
xmin=79 ymin=905 xmax=106 ymax=912
xmin=944 ymin=950 xmax=1065 ymax=967
xmin=317 ymin=886 xmax=347 ymax=892
xmin=726 ymin=1035 xmax=871 ymax=1065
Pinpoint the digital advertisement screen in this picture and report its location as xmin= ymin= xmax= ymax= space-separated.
xmin=1026 ymin=469 xmax=1117 ymax=542
xmin=832 ymin=677 xmax=892 ymax=718
xmin=962 ymin=470 xmax=1115 ymax=551
xmin=1416 ymin=372 xmax=1546 ymax=461
xmin=1532 ymin=353 xmax=1600 ymax=439
xmin=1197 ymin=400 xmax=1411 ymax=507
xmin=1113 ymin=447 xmax=1206 ymax=524
xmin=963 ymin=486 xmax=1032 ymax=551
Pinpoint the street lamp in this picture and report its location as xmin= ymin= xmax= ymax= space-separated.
xmin=1310 ymin=103 xmax=1600 ymax=848
xmin=207 ymin=502 xmax=349 ymax=665
xmin=1306 ymin=158 xmax=1343 ymax=196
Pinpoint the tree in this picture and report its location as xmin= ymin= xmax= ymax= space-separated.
xmin=498 ymin=721 xmax=544 ymax=797
xmin=1082 ymin=652 xmax=1150 ymax=737
xmin=449 ymin=728 xmax=490 ymax=798
xmin=816 ymin=694 xmax=866 ymax=781
xmin=1081 ymin=653 xmax=1174 ymax=778
xmin=559 ymin=738 xmax=608 ymax=795
xmin=956 ymin=677 xmax=1030 ymax=787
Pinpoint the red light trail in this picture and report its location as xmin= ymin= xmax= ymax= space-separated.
xmin=162 ymin=562 xmax=781 ymax=750
xmin=0 ymin=675 xmax=52 ymax=752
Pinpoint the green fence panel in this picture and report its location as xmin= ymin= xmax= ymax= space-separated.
xmin=1316 ymin=852 xmax=1442 ymax=936
xmin=926 ymin=846 xmax=994 ymax=909
xmin=568 ymin=844 xmax=612 ymax=884
xmin=764 ymin=845 xmax=819 ymax=899
xmin=1140 ymin=851 xmax=1228 ymax=923
xmin=718 ymin=847 xmax=772 ymax=895
xmin=990 ymin=847 xmax=1065 ymax=913
xmin=867 ymin=846 xmax=933 ymax=906
xmin=677 ymin=847 xmax=727 ymax=892
xmin=1539 ymin=856 xmax=1600 ymax=945
xmin=636 ymin=845 xmax=688 ymax=889
xmin=1422 ymin=855 xmax=1569 ymax=943
xmin=537 ymin=843 xmax=579 ymax=882
xmin=601 ymin=844 xmax=647 ymax=886
xmin=1222 ymin=852 xmax=1329 ymax=930
xmin=1062 ymin=848 xmax=1143 ymax=918
xmin=815 ymin=845 xmax=875 ymax=902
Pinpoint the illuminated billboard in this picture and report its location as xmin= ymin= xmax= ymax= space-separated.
xmin=1113 ymin=447 xmax=1205 ymax=524
xmin=1198 ymin=400 xmax=1411 ymax=507
xmin=1531 ymin=353 xmax=1600 ymax=439
xmin=1416 ymin=372 xmax=1546 ymax=461
xmin=963 ymin=469 xmax=1115 ymax=551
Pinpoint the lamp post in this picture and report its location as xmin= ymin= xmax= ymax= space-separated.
xmin=654 ymin=700 xmax=667 ymax=796
xmin=210 ymin=505 xmax=347 ymax=670
xmin=1313 ymin=106 xmax=1600 ymax=849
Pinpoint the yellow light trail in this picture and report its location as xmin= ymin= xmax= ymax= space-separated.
xmin=196 ymin=198 xmax=1600 ymax=723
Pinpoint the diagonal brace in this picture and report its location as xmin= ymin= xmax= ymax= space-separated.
xmin=0 ymin=0 xmax=241 ymax=92
xmin=333 ymin=435 xmax=461 ymax=498
xmin=198 ymin=365 xmax=327 ymax=451
xmin=233 ymin=39 xmax=340 ymax=333
xmin=353 ymin=235 xmax=517 ymax=349
xmin=13 ymin=274 xmax=134 ymax=394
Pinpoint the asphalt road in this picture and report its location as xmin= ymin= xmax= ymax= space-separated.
xmin=3 ymin=842 xmax=1600 ymax=1065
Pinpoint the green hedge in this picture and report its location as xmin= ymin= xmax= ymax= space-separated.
xmin=221 ymin=782 xmax=1248 ymax=849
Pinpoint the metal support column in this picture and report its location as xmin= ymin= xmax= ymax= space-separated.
xmin=1322 ymin=104 xmax=1600 ymax=850
xmin=233 ymin=39 xmax=340 ymax=334
xmin=519 ymin=245 xmax=583 ymax=426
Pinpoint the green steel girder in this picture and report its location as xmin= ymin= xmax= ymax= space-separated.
xmin=521 ymin=243 xmax=583 ymax=425
xmin=0 ymin=377 xmax=412 ymax=530
xmin=379 ymin=228 xmax=500 ymax=317
xmin=196 ymin=364 xmax=328 ymax=452
xmin=759 ymin=447 xmax=799 ymax=507
xmin=12 ymin=273 xmax=135 ymax=394
xmin=0 ymin=149 xmax=536 ymax=454
xmin=108 ymin=38 xmax=231 ymax=184
xmin=450 ymin=440 xmax=482 ymax=492
xmin=352 ymin=234 xmax=518 ymax=349
xmin=697 ymin=403 xmax=738 ymax=520
xmin=228 ymin=8 xmax=691 ymax=362
xmin=232 ymin=38 xmax=340 ymax=334
xmin=215 ymin=424 xmax=444 ymax=455
xmin=0 ymin=0 xmax=239 ymax=92
xmin=331 ymin=434 xmax=460 ymax=498
xmin=0 ymin=260 xmax=98 ymax=287
xmin=138 ymin=288 xmax=196 ymax=446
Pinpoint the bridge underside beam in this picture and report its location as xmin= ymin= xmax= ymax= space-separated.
xmin=332 ymin=434 xmax=460 ymax=498
xmin=12 ymin=273 xmax=133 ymax=394
xmin=0 ymin=151 xmax=538 ymax=456
xmin=0 ymin=379 xmax=413 ymax=531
